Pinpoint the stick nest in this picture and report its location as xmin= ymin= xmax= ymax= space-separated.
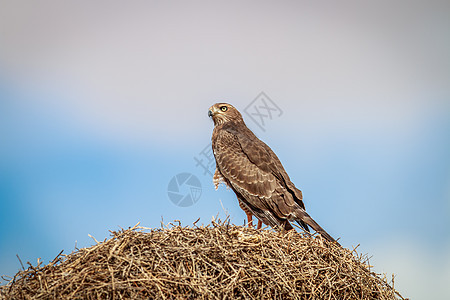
xmin=1 ymin=219 xmax=405 ymax=299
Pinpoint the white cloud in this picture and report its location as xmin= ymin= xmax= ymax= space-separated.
xmin=0 ymin=0 xmax=448 ymax=145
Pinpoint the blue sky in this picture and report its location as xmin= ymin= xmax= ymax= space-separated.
xmin=1 ymin=1 xmax=449 ymax=298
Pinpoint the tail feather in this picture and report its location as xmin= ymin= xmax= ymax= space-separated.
xmin=296 ymin=220 xmax=310 ymax=233
xmin=294 ymin=209 xmax=339 ymax=246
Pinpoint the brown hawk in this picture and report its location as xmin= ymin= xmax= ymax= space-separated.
xmin=209 ymin=103 xmax=338 ymax=243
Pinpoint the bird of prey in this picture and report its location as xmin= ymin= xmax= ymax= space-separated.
xmin=208 ymin=103 xmax=338 ymax=243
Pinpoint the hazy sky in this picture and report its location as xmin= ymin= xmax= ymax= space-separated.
xmin=1 ymin=1 xmax=449 ymax=298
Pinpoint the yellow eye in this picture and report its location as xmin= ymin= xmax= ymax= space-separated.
xmin=220 ymin=106 xmax=227 ymax=112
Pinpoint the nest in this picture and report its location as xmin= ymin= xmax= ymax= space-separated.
xmin=1 ymin=219 xmax=405 ymax=299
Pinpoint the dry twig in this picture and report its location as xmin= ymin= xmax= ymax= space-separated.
xmin=0 ymin=219 xmax=405 ymax=299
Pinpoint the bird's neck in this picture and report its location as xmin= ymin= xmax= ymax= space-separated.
xmin=214 ymin=119 xmax=245 ymax=130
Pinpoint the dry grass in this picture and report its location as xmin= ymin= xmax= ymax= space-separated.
xmin=0 ymin=219 xmax=405 ymax=299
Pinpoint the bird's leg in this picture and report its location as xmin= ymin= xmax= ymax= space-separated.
xmin=257 ymin=220 xmax=262 ymax=229
xmin=246 ymin=213 xmax=254 ymax=228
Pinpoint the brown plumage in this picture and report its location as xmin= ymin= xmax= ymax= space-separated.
xmin=209 ymin=103 xmax=338 ymax=244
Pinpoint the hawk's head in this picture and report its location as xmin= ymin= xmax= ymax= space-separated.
xmin=208 ymin=103 xmax=244 ymax=126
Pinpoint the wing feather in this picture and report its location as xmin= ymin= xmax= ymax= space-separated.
xmin=213 ymin=130 xmax=277 ymax=199
xmin=221 ymin=123 xmax=306 ymax=210
xmin=213 ymin=127 xmax=299 ymax=222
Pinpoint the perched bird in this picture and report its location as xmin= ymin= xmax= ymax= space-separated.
xmin=209 ymin=103 xmax=338 ymax=243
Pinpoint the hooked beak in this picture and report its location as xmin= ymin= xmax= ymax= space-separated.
xmin=208 ymin=110 xmax=213 ymax=117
